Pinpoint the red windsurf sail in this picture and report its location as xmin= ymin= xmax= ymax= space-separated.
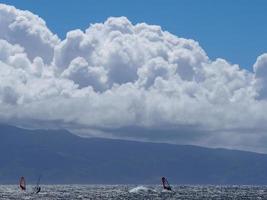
xmin=19 ymin=176 xmax=26 ymax=191
xmin=161 ymin=176 xmax=172 ymax=191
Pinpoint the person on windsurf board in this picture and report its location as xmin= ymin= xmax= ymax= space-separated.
xmin=161 ymin=177 xmax=172 ymax=191
xmin=19 ymin=176 xmax=26 ymax=191
xmin=33 ymin=175 xmax=41 ymax=194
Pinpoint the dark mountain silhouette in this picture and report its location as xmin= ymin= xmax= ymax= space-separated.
xmin=1 ymin=124 xmax=267 ymax=184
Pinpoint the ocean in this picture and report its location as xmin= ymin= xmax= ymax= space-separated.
xmin=1 ymin=185 xmax=267 ymax=199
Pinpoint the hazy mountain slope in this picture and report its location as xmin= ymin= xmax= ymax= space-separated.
xmin=0 ymin=124 xmax=267 ymax=184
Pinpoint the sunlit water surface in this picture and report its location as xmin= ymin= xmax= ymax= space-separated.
xmin=1 ymin=185 xmax=267 ymax=199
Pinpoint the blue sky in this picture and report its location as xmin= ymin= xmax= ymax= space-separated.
xmin=1 ymin=0 xmax=267 ymax=70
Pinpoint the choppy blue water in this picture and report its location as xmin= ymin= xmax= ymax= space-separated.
xmin=1 ymin=185 xmax=267 ymax=199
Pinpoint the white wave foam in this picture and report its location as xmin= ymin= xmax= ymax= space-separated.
xmin=129 ymin=186 xmax=156 ymax=193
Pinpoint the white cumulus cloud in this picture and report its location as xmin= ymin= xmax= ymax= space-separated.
xmin=1 ymin=4 xmax=267 ymax=152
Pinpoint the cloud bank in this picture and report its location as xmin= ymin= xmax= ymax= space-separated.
xmin=1 ymin=4 xmax=267 ymax=152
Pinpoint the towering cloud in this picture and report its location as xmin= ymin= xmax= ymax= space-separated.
xmin=1 ymin=4 xmax=267 ymax=152
xmin=254 ymin=53 xmax=267 ymax=99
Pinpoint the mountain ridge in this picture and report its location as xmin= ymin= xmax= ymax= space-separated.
xmin=1 ymin=124 xmax=267 ymax=185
